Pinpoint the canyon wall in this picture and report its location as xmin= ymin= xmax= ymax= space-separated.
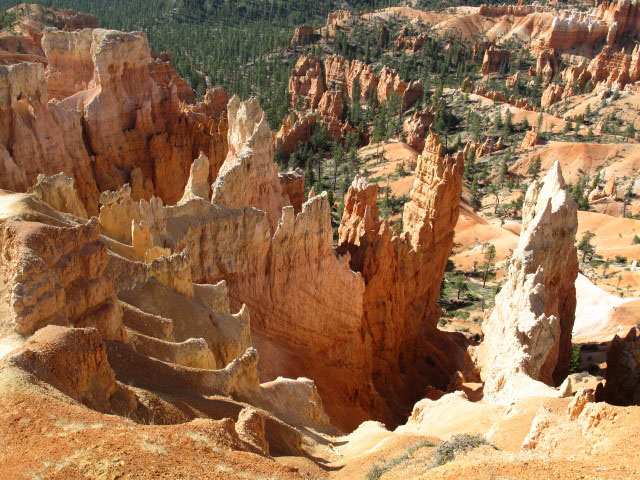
xmin=281 ymin=53 xmax=422 ymax=155
xmin=0 ymin=27 xmax=230 ymax=217
xmin=91 ymin=101 xmax=466 ymax=430
xmin=337 ymin=132 xmax=466 ymax=425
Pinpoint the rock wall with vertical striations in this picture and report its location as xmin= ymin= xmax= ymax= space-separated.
xmin=337 ymin=131 xmax=466 ymax=427
xmin=0 ymin=61 xmax=100 ymax=215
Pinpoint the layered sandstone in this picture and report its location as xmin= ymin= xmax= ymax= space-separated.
xmin=587 ymin=45 xmax=640 ymax=88
xmin=290 ymin=54 xmax=422 ymax=113
xmin=275 ymin=113 xmax=317 ymax=157
xmin=593 ymin=0 xmax=640 ymax=46
xmin=0 ymin=176 xmax=333 ymax=437
xmin=476 ymin=161 xmax=579 ymax=403
xmin=27 ymin=172 xmax=88 ymax=218
xmin=289 ymin=54 xmax=325 ymax=110
xmin=41 ymin=27 xmax=94 ymax=100
xmin=0 ymin=194 xmax=124 ymax=341
xmin=0 ymin=27 xmax=232 ymax=217
xmin=0 ymin=61 xmax=100 ymax=214
xmin=90 ymin=100 xmax=466 ymax=430
xmin=212 ymin=96 xmax=291 ymax=231
xmin=149 ymin=51 xmax=196 ymax=104
xmin=545 ymin=13 xmax=609 ymax=51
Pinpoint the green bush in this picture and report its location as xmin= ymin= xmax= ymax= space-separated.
xmin=568 ymin=344 xmax=581 ymax=374
xmin=428 ymin=434 xmax=494 ymax=470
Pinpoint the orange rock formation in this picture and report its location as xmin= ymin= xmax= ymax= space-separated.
xmin=482 ymin=46 xmax=510 ymax=74
xmin=0 ymin=27 xmax=231 ymax=217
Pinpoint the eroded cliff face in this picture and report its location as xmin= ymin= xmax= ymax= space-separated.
xmin=337 ymin=132 xmax=466 ymax=426
xmin=0 ymin=61 xmax=100 ymax=215
xmin=89 ymin=99 xmax=466 ymax=430
xmin=0 ymin=27 xmax=231 ymax=217
xmin=0 ymin=194 xmax=124 ymax=341
xmin=0 ymin=182 xmax=332 ymax=443
xmin=475 ymin=161 xmax=579 ymax=404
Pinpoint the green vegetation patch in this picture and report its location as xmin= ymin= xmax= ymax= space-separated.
xmin=366 ymin=439 xmax=435 ymax=480
xmin=427 ymin=434 xmax=495 ymax=469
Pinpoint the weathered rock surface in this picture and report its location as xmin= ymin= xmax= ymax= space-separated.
xmin=545 ymin=13 xmax=609 ymax=51
xmin=278 ymin=168 xmax=305 ymax=215
xmin=0 ymin=194 xmax=124 ymax=340
xmin=289 ymin=54 xmax=422 ymax=114
xmin=541 ymin=83 xmax=564 ymax=109
xmin=587 ymin=45 xmax=640 ymax=88
xmin=0 ymin=61 xmax=100 ymax=215
xmin=179 ymin=152 xmax=211 ymax=205
xmin=403 ymin=108 xmax=435 ymax=153
xmin=337 ymin=131 xmax=466 ymax=426
xmin=290 ymin=25 xmax=314 ymax=48
xmin=0 ymin=27 xmax=232 ymax=217
xmin=396 ymin=32 xmax=429 ymax=53
xmin=289 ymin=54 xmax=325 ymax=110
xmin=536 ymin=48 xmax=558 ymax=82
xmin=212 ymin=96 xmax=291 ymax=231
xmin=41 ymin=27 xmax=94 ymax=100
xmin=521 ymin=129 xmax=541 ymax=148
xmin=475 ymin=161 xmax=579 ymax=403
xmin=275 ymin=113 xmax=317 ymax=157
xmin=149 ymin=51 xmax=196 ymax=104
xmin=27 ymin=173 xmax=88 ymax=218
xmin=6 ymin=326 xmax=137 ymax=415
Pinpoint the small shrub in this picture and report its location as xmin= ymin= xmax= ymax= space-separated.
xmin=633 ymin=234 xmax=640 ymax=245
xmin=366 ymin=439 xmax=435 ymax=479
xmin=428 ymin=435 xmax=494 ymax=470
xmin=615 ymin=255 xmax=628 ymax=264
